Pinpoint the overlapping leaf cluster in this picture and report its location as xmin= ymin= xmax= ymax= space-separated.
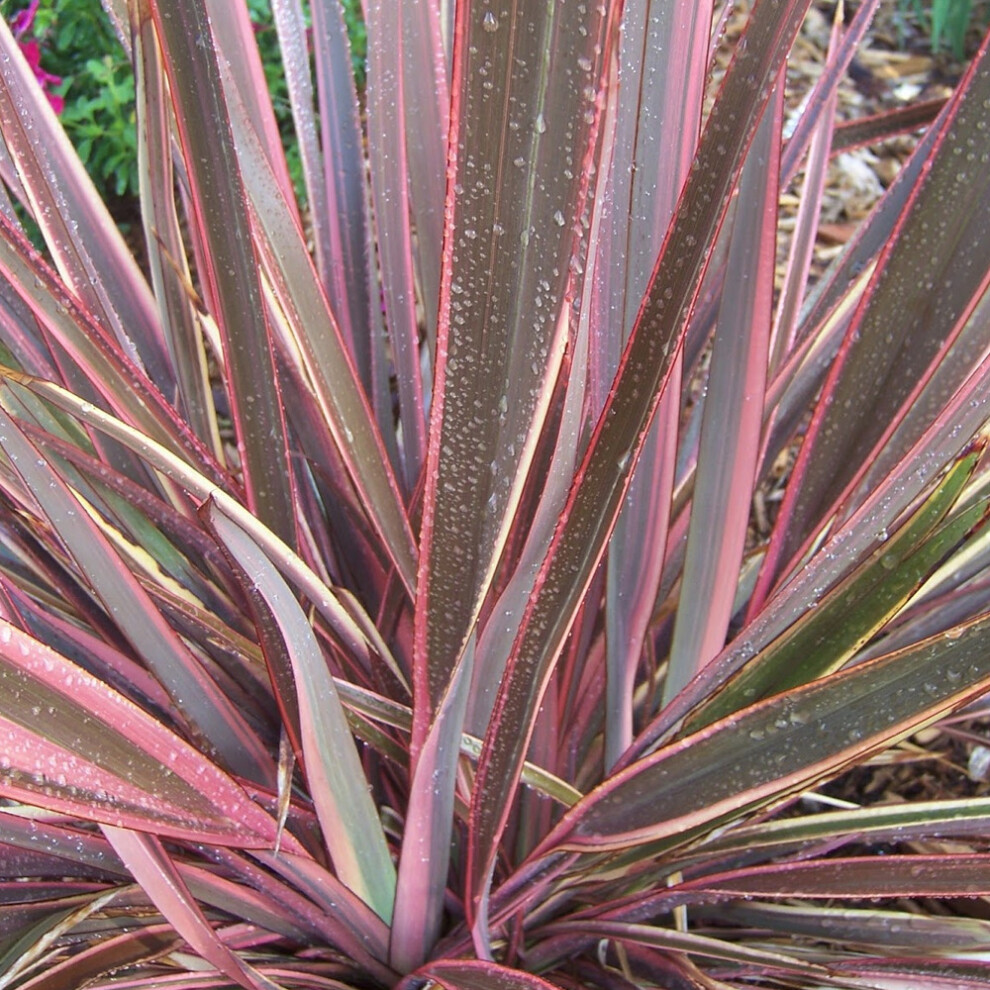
xmin=1 ymin=0 xmax=990 ymax=987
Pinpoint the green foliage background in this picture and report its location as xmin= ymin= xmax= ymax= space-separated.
xmin=902 ymin=0 xmax=986 ymax=56
xmin=2 ymin=0 xmax=367 ymax=204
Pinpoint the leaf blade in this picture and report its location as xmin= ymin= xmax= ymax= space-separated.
xmin=150 ymin=0 xmax=296 ymax=545
xmin=466 ymin=0 xmax=815 ymax=928
xmin=208 ymin=500 xmax=396 ymax=923
xmin=408 ymin=0 xmax=619 ymax=960
xmin=542 ymin=612 xmax=990 ymax=856
xmin=663 ymin=82 xmax=782 ymax=702
xmin=0 ymin=620 xmax=283 ymax=847
xmin=0 ymin=404 xmax=271 ymax=783
xmin=757 ymin=35 xmax=990 ymax=599
xmin=102 ymin=828 xmax=280 ymax=990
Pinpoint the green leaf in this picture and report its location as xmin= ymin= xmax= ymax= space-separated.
xmin=207 ymin=500 xmax=397 ymax=923
xmin=677 ymin=797 xmax=990 ymax=870
xmin=0 ymin=887 xmax=127 ymax=990
xmin=533 ymin=920 xmax=825 ymax=977
xmin=1 ymin=370 xmax=385 ymax=680
xmin=0 ymin=919 xmax=178 ymax=990
xmin=539 ymin=610 xmax=990 ymax=857
xmin=689 ymin=443 xmax=987 ymax=728
xmin=715 ymin=901 xmax=990 ymax=953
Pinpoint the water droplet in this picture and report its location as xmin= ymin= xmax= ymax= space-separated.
xmin=968 ymin=744 xmax=990 ymax=780
xmin=535 ymin=113 xmax=547 ymax=134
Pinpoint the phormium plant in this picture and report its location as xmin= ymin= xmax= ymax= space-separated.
xmin=2 ymin=0 xmax=990 ymax=987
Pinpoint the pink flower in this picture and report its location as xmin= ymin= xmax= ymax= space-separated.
xmin=15 ymin=37 xmax=64 ymax=113
xmin=9 ymin=0 xmax=64 ymax=114
xmin=8 ymin=0 xmax=39 ymax=36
